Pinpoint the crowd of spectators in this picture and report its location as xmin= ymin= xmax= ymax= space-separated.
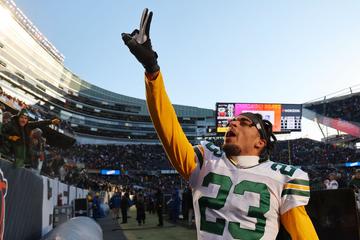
xmin=272 ymin=138 xmax=360 ymax=166
xmin=303 ymin=165 xmax=354 ymax=190
xmin=50 ymin=137 xmax=360 ymax=196
xmin=59 ymin=144 xmax=171 ymax=171
xmin=306 ymin=93 xmax=360 ymax=123
xmin=2 ymin=86 xmax=360 ymax=202
xmin=211 ymin=137 xmax=360 ymax=166
xmin=3 ymin=120 xmax=360 ymax=194
xmin=0 ymin=87 xmax=180 ymax=194
xmin=0 ymin=87 xmax=73 ymax=134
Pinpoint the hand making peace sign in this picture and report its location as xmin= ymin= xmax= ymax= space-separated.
xmin=122 ymin=8 xmax=160 ymax=73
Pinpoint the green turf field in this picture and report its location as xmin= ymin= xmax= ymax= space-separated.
xmin=117 ymin=206 xmax=197 ymax=240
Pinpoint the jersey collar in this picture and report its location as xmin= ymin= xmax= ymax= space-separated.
xmin=229 ymin=155 xmax=260 ymax=168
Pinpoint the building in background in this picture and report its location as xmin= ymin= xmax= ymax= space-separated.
xmin=0 ymin=0 xmax=215 ymax=145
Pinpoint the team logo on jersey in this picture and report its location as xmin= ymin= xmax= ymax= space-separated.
xmin=0 ymin=169 xmax=7 ymax=240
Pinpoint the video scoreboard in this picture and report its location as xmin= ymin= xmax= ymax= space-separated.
xmin=216 ymin=103 xmax=302 ymax=133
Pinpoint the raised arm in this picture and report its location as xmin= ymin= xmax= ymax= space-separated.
xmin=145 ymin=72 xmax=196 ymax=180
xmin=122 ymin=9 xmax=197 ymax=180
xmin=27 ymin=118 xmax=60 ymax=130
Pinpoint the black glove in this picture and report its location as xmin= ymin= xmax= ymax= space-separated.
xmin=122 ymin=8 xmax=160 ymax=73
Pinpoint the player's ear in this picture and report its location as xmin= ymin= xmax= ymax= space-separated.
xmin=255 ymin=138 xmax=266 ymax=150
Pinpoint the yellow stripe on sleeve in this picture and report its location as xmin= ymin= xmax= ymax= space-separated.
xmin=284 ymin=183 xmax=310 ymax=191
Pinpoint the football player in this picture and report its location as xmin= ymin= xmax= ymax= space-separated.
xmin=122 ymin=9 xmax=318 ymax=240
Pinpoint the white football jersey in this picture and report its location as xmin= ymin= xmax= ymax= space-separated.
xmin=189 ymin=141 xmax=310 ymax=240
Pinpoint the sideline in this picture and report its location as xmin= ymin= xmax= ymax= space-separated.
xmin=97 ymin=215 xmax=127 ymax=240
xmin=116 ymin=206 xmax=197 ymax=240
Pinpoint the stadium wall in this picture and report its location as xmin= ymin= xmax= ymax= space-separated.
xmin=41 ymin=177 xmax=88 ymax=236
xmin=0 ymin=159 xmax=88 ymax=240
xmin=0 ymin=159 xmax=43 ymax=240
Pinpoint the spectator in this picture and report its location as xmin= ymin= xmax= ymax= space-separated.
xmin=325 ymin=173 xmax=339 ymax=189
xmin=169 ymin=188 xmax=180 ymax=223
xmin=336 ymin=172 xmax=346 ymax=188
xmin=2 ymin=111 xmax=12 ymax=125
xmin=135 ymin=193 xmax=146 ymax=226
xmin=155 ymin=188 xmax=163 ymax=227
xmin=120 ymin=192 xmax=129 ymax=224
xmin=109 ymin=190 xmax=121 ymax=220
xmin=30 ymin=128 xmax=46 ymax=173
xmin=92 ymin=192 xmax=100 ymax=221
xmin=0 ymin=103 xmax=5 ymax=133
xmin=1 ymin=109 xmax=60 ymax=167
xmin=59 ymin=165 xmax=66 ymax=182
xmin=146 ymin=192 xmax=155 ymax=214
xmin=183 ymin=186 xmax=194 ymax=227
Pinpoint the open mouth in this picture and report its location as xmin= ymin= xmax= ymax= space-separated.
xmin=226 ymin=130 xmax=236 ymax=138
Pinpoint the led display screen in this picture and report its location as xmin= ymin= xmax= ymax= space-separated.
xmin=216 ymin=103 xmax=302 ymax=133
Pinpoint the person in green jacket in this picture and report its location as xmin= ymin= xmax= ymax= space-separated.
xmin=1 ymin=109 xmax=60 ymax=168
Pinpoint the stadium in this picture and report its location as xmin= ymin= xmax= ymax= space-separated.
xmin=1 ymin=0 xmax=360 ymax=239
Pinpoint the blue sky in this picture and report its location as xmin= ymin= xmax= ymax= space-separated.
xmin=11 ymin=1 xmax=360 ymax=139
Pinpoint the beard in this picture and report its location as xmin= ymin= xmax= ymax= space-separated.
xmin=222 ymin=143 xmax=241 ymax=158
